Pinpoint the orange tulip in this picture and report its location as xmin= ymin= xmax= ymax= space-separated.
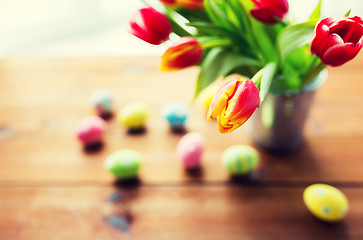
xmin=208 ymin=78 xmax=260 ymax=134
xmin=178 ymin=0 xmax=204 ymax=10
xmin=161 ymin=37 xmax=203 ymax=71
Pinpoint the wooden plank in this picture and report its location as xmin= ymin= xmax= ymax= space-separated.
xmin=0 ymin=56 xmax=363 ymax=137
xmin=0 ymin=135 xmax=363 ymax=183
xmin=0 ymin=185 xmax=362 ymax=240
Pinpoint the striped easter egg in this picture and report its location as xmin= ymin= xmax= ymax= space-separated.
xmin=221 ymin=145 xmax=260 ymax=175
xmin=105 ymin=150 xmax=142 ymax=179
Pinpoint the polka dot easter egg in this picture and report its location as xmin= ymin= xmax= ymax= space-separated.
xmin=76 ymin=116 xmax=106 ymax=146
xmin=91 ymin=88 xmax=113 ymax=118
xmin=303 ymin=183 xmax=349 ymax=222
xmin=221 ymin=145 xmax=260 ymax=176
xmin=176 ymin=132 xmax=205 ymax=169
xmin=105 ymin=149 xmax=142 ymax=179
xmin=117 ymin=102 xmax=149 ymax=130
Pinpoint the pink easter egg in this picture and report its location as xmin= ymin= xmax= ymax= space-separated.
xmin=76 ymin=116 xmax=106 ymax=145
xmin=176 ymin=132 xmax=205 ymax=169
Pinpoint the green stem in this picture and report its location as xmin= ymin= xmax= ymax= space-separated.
xmin=274 ymin=17 xmax=288 ymax=27
xmin=302 ymin=61 xmax=326 ymax=87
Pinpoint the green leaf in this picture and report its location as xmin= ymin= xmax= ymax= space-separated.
xmin=164 ymin=11 xmax=192 ymax=37
xmin=251 ymin=63 xmax=277 ymax=103
xmin=194 ymin=48 xmax=261 ymax=98
xmin=204 ymin=0 xmax=241 ymax=34
xmin=309 ymin=0 xmax=322 ymax=22
xmin=277 ymin=21 xmax=316 ymax=64
xmin=225 ymin=0 xmax=251 ymax=34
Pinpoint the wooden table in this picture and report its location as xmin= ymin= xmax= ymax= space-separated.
xmin=0 ymin=55 xmax=363 ymax=240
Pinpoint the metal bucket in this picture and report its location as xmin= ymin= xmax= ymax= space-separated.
xmin=250 ymin=71 xmax=327 ymax=153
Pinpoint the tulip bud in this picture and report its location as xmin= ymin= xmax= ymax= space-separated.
xmin=129 ymin=7 xmax=171 ymax=45
xmin=311 ymin=16 xmax=363 ymax=67
xmin=208 ymin=78 xmax=260 ymax=134
xmin=250 ymin=0 xmax=289 ymax=24
xmin=178 ymin=0 xmax=204 ymax=10
xmin=161 ymin=37 xmax=203 ymax=71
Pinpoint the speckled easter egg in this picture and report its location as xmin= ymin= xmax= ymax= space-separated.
xmin=104 ymin=149 xmax=142 ymax=179
xmin=221 ymin=145 xmax=260 ymax=175
xmin=117 ymin=102 xmax=149 ymax=129
xmin=76 ymin=116 xmax=106 ymax=145
xmin=303 ymin=184 xmax=349 ymax=222
xmin=176 ymin=132 xmax=205 ymax=169
xmin=160 ymin=101 xmax=189 ymax=129
xmin=91 ymin=88 xmax=113 ymax=116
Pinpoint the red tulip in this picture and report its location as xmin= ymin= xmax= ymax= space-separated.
xmin=250 ymin=0 xmax=289 ymax=24
xmin=178 ymin=0 xmax=204 ymax=10
xmin=129 ymin=7 xmax=171 ymax=45
xmin=311 ymin=16 xmax=363 ymax=67
xmin=160 ymin=37 xmax=203 ymax=71
xmin=208 ymin=78 xmax=260 ymax=134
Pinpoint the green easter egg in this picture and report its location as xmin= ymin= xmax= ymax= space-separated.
xmin=105 ymin=149 xmax=141 ymax=179
xmin=221 ymin=145 xmax=260 ymax=175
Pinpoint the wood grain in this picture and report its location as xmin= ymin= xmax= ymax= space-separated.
xmin=1 ymin=186 xmax=362 ymax=240
xmin=0 ymin=56 xmax=363 ymax=183
xmin=0 ymin=56 xmax=363 ymax=239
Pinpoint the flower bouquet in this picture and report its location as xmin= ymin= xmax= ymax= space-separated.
xmin=129 ymin=0 xmax=363 ymax=151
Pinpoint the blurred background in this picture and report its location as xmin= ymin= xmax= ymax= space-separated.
xmin=0 ymin=0 xmax=362 ymax=58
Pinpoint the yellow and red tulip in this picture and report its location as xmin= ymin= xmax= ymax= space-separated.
xmin=129 ymin=7 xmax=171 ymax=45
xmin=250 ymin=0 xmax=289 ymax=24
xmin=208 ymin=78 xmax=260 ymax=134
xmin=311 ymin=16 xmax=363 ymax=66
xmin=161 ymin=37 xmax=203 ymax=71
xmin=178 ymin=0 xmax=204 ymax=10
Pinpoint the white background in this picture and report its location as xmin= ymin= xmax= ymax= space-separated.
xmin=0 ymin=0 xmax=362 ymax=57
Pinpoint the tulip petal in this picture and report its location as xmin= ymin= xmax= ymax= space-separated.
xmin=209 ymin=79 xmax=260 ymax=134
xmin=207 ymin=79 xmax=238 ymax=120
xmin=224 ymin=80 xmax=259 ymax=122
xmin=322 ymin=42 xmax=359 ymax=66
xmin=250 ymin=6 xmax=277 ymax=24
xmin=330 ymin=19 xmax=363 ymax=44
xmin=129 ymin=7 xmax=171 ymax=45
xmin=251 ymin=0 xmax=289 ymax=24
xmin=178 ymin=0 xmax=204 ymax=10
xmin=161 ymin=37 xmax=203 ymax=71
xmin=311 ymin=18 xmax=335 ymax=56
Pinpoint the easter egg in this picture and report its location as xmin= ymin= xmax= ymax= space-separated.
xmin=221 ymin=145 xmax=260 ymax=175
xmin=117 ymin=102 xmax=149 ymax=129
xmin=199 ymin=84 xmax=220 ymax=111
xmin=104 ymin=149 xmax=142 ymax=179
xmin=160 ymin=101 xmax=189 ymax=129
xmin=303 ymin=183 xmax=349 ymax=222
xmin=91 ymin=88 xmax=113 ymax=117
xmin=76 ymin=116 xmax=106 ymax=145
xmin=176 ymin=132 xmax=205 ymax=169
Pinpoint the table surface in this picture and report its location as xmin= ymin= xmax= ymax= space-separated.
xmin=0 ymin=55 xmax=363 ymax=240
